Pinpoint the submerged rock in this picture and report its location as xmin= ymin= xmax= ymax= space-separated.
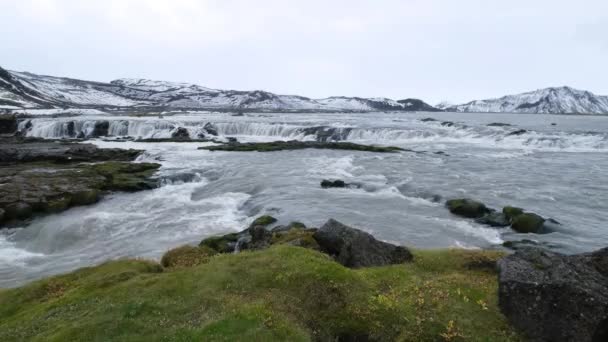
xmin=91 ymin=121 xmax=110 ymax=137
xmin=487 ymin=122 xmax=512 ymax=127
xmin=475 ymin=212 xmax=510 ymax=227
xmin=440 ymin=121 xmax=455 ymax=127
xmin=498 ymin=247 xmax=608 ymax=342
xmin=199 ymin=141 xmax=405 ymax=153
xmin=507 ymin=129 xmax=528 ymax=136
xmin=420 ymin=117 xmax=437 ymax=122
xmin=510 ymin=213 xmax=545 ymax=234
xmin=313 ymin=219 xmax=413 ymax=268
xmin=445 ymin=198 xmax=491 ymax=219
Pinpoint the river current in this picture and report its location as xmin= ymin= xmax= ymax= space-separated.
xmin=1 ymin=111 xmax=607 ymax=287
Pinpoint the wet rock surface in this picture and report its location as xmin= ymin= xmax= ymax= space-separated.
xmin=0 ymin=114 xmax=17 ymax=134
xmin=313 ymin=219 xmax=413 ymax=268
xmin=0 ymin=136 xmax=160 ymax=227
xmin=498 ymin=247 xmax=608 ymax=342
xmin=198 ymin=140 xmax=406 ymax=153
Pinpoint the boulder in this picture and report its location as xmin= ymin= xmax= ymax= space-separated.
xmin=0 ymin=114 xmax=17 ymax=134
xmin=446 ymin=198 xmax=491 ymax=218
xmin=171 ymin=127 xmax=190 ymax=140
xmin=475 ymin=212 xmax=510 ymax=227
xmin=441 ymin=121 xmax=454 ymax=127
xmin=91 ymin=121 xmax=110 ymax=137
xmin=204 ymin=123 xmax=218 ymax=136
xmin=313 ymin=219 xmax=413 ymax=268
xmin=321 ymin=179 xmax=346 ymax=188
xmin=251 ymin=215 xmax=277 ymax=227
xmin=511 ymin=213 xmax=545 ymax=234
xmin=199 ymin=233 xmax=240 ymax=253
xmin=503 ymin=206 xmax=524 ymax=221
xmin=420 ymin=117 xmax=437 ymax=122
xmin=498 ymin=247 xmax=608 ymax=342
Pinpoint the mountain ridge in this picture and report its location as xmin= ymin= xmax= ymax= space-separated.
xmin=2 ymin=66 xmax=608 ymax=114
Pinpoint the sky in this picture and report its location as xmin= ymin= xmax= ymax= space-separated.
xmin=1 ymin=0 xmax=607 ymax=104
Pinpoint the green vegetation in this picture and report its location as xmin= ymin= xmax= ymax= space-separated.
xmin=198 ymin=141 xmax=406 ymax=153
xmin=0 ymin=246 xmax=519 ymax=341
xmin=251 ymin=215 xmax=278 ymax=226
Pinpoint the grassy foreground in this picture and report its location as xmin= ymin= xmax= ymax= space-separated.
xmin=0 ymin=246 xmax=520 ymax=341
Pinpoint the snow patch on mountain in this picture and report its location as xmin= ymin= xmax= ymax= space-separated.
xmin=448 ymin=87 xmax=608 ymax=114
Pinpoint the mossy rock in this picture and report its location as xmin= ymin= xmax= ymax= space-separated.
xmin=511 ymin=213 xmax=546 ymax=234
xmin=199 ymin=141 xmax=404 ymax=153
xmin=288 ymin=221 xmax=306 ymax=229
xmin=503 ymin=206 xmax=524 ymax=221
xmin=200 ymin=233 xmax=240 ymax=253
xmin=45 ymin=195 xmax=72 ymax=213
xmin=446 ymin=198 xmax=491 ymax=218
xmin=161 ymin=245 xmax=217 ymax=268
xmin=270 ymin=228 xmax=320 ymax=250
xmin=70 ymin=189 xmax=100 ymax=206
xmin=251 ymin=215 xmax=277 ymax=227
xmin=87 ymin=162 xmax=160 ymax=192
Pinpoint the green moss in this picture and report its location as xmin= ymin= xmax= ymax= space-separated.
xmin=511 ymin=213 xmax=545 ymax=234
xmin=0 ymin=247 xmax=520 ymax=341
xmin=86 ymin=162 xmax=160 ymax=192
xmin=69 ymin=189 xmax=100 ymax=206
xmin=161 ymin=245 xmax=217 ymax=268
xmin=252 ymin=215 xmax=277 ymax=227
xmin=198 ymin=141 xmax=405 ymax=153
xmin=502 ymin=206 xmax=524 ymax=221
xmin=270 ymin=229 xmax=320 ymax=250
xmin=45 ymin=195 xmax=72 ymax=213
xmin=200 ymin=233 xmax=240 ymax=253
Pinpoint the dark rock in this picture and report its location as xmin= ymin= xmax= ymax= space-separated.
xmin=91 ymin=121 xmax=109 ymax=137
xmin=199 ymin=233 xmax=240 ymax=253
xmin=502 ymin=206 xmax=524 ymax=221
xmin=226 ymin=137 xmax=238 ymax=143
xmin=511 ymin=213 xmax=545 ymax=234
xmin=199 ymin=141 xmax=404 ymax=153
xmin=502 ymin=239 xmax=540 ymax=250
xmin=446 ymin=198 xmax=491 ymax=218
xmin=299 ymin=126 xmax=352 ymax=142
xmin=487 ymin=122 xmax=512 ymax=127
xmin=76 ymin=131 xmax=85 ymax=139
xmin=251 ymin=215 xmax=277 ymax=227
xmin=420 ymin=117 xmax=437 ymax=122
xmin=551 ymin=123 xmax=557 ymax=126
xmin=475 ymin=212 xmax=510 ymax=227
xmin=507 ymin=129 xmax=528 ymax=136
xmin=66 ymin=121 xmax=75 ymax=137
xmin=249 ymin=225 xmax=272 ymax=249
xmin=204 ymin=123 xmax=218 ymax=136
xmin=498 ymin=247 xmax=608 ymax=342
xmin=0 ymin=114 xmax=17 ymax=134
xmin=321 ymin=179 xmax=346 ymax=188
xmin=313 ymin=219 xmax=413 ymax=268
xmin=440 ymin=121 xmax=455 ymax=127
xmin=171 ymin=127 xmax=190 ymax=140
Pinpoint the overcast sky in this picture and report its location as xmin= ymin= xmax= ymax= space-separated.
xmin=1 ymin=0 xmax=607 ymax=104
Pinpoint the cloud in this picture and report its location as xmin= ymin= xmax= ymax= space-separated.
xmin=1 ymin=0 xmax=607 ymax=103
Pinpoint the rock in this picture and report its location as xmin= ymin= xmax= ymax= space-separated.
xmin=199 ymin=233 xmax=240 ymax=253
xmin=204 ymin=123 xmax=218 ymax=136
xmin=502 ymin=239 xmax=540 ymax=250
xmin=507 ymin=129 xmax=527 ymax=136
xmin=299 ymin=126 xmax=352 ymax=142
xmin=420 ymin=117 xmax=437 ymax=122
xmin=502 ymin=206 xmax=524 ymax=221
xmin=199 ymin=141 xmax=405 ymax=153
xmin=0 ymin=114 xmax=17 ymax=134
xmin=171 ymin=127 xmax=190 ymax=140
xmin=487 ymin=122 xmax=512 ymax=127
xmin=446 ymin=199 xmax=491 ymax=218
xmin=66 ymin=121 xmax=75 ymax=137
xmin=511 ymin=213 xmax=545 ymax=234
xmin=251 ymin=215 xmax=277 ymax=227
xmin=249 ymin=225 xmax=272 ymax=249
xmin=551 ymin=123 xmax=557 ymax=126
xmin=441 ymin=121 xmax=454 ymax=127
xmin=76 ymin=131 xmax=85 ymax=139
xmin=313 ymin=219 xmax=413 ymax=268
xmin=91 ymin=121 xmax=110 ymax=137
xmin=475 ymin=212 xmax=510 ymax=227
xmin=321 ymin=179 xmax=346 ymax=188
xmin=498 ymin=247 xmax=608 ymax=342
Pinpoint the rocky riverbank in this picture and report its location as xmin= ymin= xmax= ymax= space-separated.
xmin=0 ymin=135 xmax=160 ymax=227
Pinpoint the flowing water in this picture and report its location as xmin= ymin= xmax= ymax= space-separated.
xmin=2 ymin=112 xmax=608 ymax=287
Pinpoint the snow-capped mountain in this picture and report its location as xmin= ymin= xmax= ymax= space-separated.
xmin=0 ymin=66 xmax=437 ymax=113
xmin=448 ymin=87 xmax=608 ymax=114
